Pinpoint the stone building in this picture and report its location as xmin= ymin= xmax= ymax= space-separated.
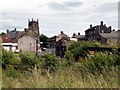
xmin=18 ymin=36 xmax=37 ymax=52
xmin=18 ymin=19 xmax=40 ymax=52
xmin=100 ymin=30 xmax=119 ymax=46
xmin=55 ymin=31 xmax=70 ymax=58
xmin=72 ymin=32 xmax=85 ymax=41
xmin=85 ymin=21 xmax=113 ymax=44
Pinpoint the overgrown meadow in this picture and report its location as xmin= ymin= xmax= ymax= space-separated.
xmin=1 ymin=41 xmax=120 ymax=88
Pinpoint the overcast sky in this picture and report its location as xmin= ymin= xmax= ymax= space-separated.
xmin=0 ymin=0 xmax=119 ymax=37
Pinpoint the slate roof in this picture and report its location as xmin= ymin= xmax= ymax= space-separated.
xmin=20 ymin=29 xmax=39 ymax=40
xmin=56 ymin=32 xmax=70 ymax=42
xmin=85 ymin=26 xmax=99 ymax=32
xmin=7 ymin=30 xmax=24 ymax=39
xmin=100 ymin=31 xmax=119 ymax=39
xmin=72 ymin=33 xmax=85 ymax=39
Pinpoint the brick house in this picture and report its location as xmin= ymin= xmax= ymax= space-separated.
xmin=85 ymin=21 xmax=113 ymax=44
xmin=2 ymin=28 xmax=24 ymax=52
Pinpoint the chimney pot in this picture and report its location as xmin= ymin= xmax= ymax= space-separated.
xmin=14 ymin=28 xmax=16 ymax=31
xmin=78 ymin=32 xmax=80 ymax=35
xmin=113 ymin=29 xmax=115 ymax=31
xmin=90 ymin=24 xmax=92 ymax=28
xmin=108 ymin=26 xmax=112 ymax=30
xmin=7 ymin=29 xmax=9 ymax=33
xmin=24 ymin=28 xmax=27 ymax=32
xmin=100 ymin=21 xmax=103 ymax=26
xmin=61 ymin=31 xmax=63 ymax=34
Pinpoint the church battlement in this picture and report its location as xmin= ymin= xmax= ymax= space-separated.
xmin=28 ymin=19 xmax=39 ymax=35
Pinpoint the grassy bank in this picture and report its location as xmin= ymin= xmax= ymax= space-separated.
xmin=2 ymin=65 xmax=119 ymax=88
xmin=1 ymin=41 xmax=120 ymax=88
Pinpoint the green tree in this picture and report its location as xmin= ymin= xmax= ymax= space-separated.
xmin=40 ymin=34 xmax=50 ymax=48
xmin=40 ymin=34 xmax=49 ymax=42
xmin=19 ymin=51 xmax=38 ymax=66
xmin=2 ymin=49 xmax=18 ymax=65
xmin=68 ymin=41 xmax=102 ymax=58
xmin=42 ymin=53 xmax=60 ymax=71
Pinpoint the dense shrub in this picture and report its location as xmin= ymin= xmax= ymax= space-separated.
xmin=42 ymin=53 xmax=60 ymax=71
xmin=80 ymin=52 xmax=120 ymax=73
xmin=19 ymin=51 xmax=38 ymax=66
xmin=64 ymin=50 xmax=74 ymax=66
xmin=2 ymin=49 xmax=18 ymax=65
xmin=68 ymin=41 xmax=102 ymax=58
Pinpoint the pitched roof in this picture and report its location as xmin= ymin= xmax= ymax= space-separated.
xmin=72 ymin=33 xmax=85 ymax=39
xmin=56 ymin=32 xmax=70 ymax=42
xmin=85 ymin=25 xmax=99 ymax=32
xmin=20 ymin=29 xmax=39 ymax=40
xmin=7 ymin=30 xmax=24 ymax=39
xmin=100 ymin=31 xmax=118 ymax=39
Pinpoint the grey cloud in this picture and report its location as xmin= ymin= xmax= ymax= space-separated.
xmin=95 ymin=2 xmax=118 ymax=13
xmin=1 ymin=23 xmax=23 ymax=32
xmin=47 ymin=1 xmax=82 ymax=10
xmin=64 ymin=1 xmax=82 ymax=7
xmin=48 ymin=2 xmax=70 ymax=10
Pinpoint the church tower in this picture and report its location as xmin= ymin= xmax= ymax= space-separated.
xmin=28 ymin=19 xmax=39 ymax=35
xmin=27 ymin=19 xmax=40 ymax=53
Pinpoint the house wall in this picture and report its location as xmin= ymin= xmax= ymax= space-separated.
xmin=2 ymin=43 xmax=18 ymax=52
xmin=3 ymin=46 xmax=10 ymax=51
xmin=2 ymin=34 xmax=11 ymax=43
xmin=107 ymin=39 xmax=118 ymax=46
xmin=18 ymin=36 xmax=36 ymax=52
xmin=85 ymin=26 xmax=111 ymax=41
xmin=85 ymin=22 xmax=112 ymax=43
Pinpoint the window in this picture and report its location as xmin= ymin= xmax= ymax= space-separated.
xmin=102 ymin=30 xmax=104 ymax=33
xmin=5 ymin=37 xmax=8 ymax=39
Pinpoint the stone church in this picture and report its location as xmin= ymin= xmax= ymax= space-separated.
xmin=18 ymin=19 xmax=40 ymax=52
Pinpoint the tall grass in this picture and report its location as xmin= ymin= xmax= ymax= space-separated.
xmin=0 ymin=40 xmax=2 ymax=89
xmin=0 ymin=71 xmax=1 ymax=89
xmin=2 ymin=50 xmax=119 ymax=88
xmin=2 ymin=65 xmax=118 ymax=88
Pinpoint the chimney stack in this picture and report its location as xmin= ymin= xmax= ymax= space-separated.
xmin=108 ymin=26 xmax=112 ymax=30
xmin=61 ymin=31 xmax=63 ymax=34
xmin=7 ymin=29 xmax=9 ymax=33
xmin=24 ymin=28 xmax=27 ymax=32
xmin=90 ymin=24 xmax=92 ymax=28
xmin=14 ymin=28 xmax=16 ymax=31
xmin=100 ymin=21 xmax=103 ymax=26
xmin=78 ymin=32 xmax=80 ymax=35
xmin=113 ymin=29 xmax=115 ymax=31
